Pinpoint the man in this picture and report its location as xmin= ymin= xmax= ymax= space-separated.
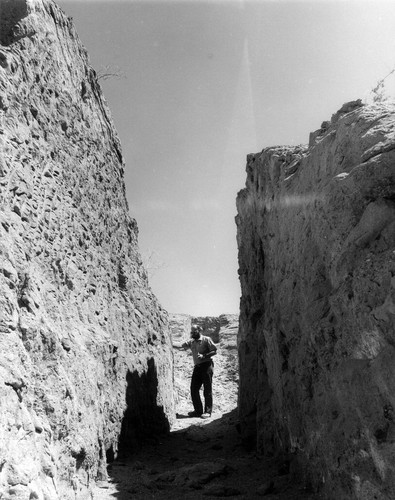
xmin=180 ymin=324 xmax=217 ymax=419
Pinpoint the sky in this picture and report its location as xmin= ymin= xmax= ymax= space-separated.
xmin=57 ymin=0 xmax=395 ymax=316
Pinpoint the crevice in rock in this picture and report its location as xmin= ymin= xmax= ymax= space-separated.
xmin=71 ymin=448 xmax=87 ymax=470
xmin=0 ymin=0 xmax=28 ymax=46
xmin=117 ymin=263 xmax=128 ymax=290
xmin=105 ymin=445 xmax=115 ymax=464
xmin=4 ymin=381 xmax=24 ymax=402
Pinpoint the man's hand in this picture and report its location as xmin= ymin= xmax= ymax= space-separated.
xmin=197 ymin=353 xmax=205 ymax=360
xmin=174 ymin=341 xmax=189 ymax=350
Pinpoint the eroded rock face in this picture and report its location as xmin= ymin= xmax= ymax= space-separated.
xmin=169 ymin=313 xmax=239 ymax=418
xmin=236 ymin=101 xmax=395 ymax=499
xmin=0 ymin=1 xmax=174 ymax=498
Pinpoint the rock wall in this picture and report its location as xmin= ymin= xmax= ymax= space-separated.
xmin=0 ymin=1 xmax=174 ymax=499
xmin=236 ymin=100 xmax=395 ymax=499
xmin=169 ymin=314 xmax=239 ymax=417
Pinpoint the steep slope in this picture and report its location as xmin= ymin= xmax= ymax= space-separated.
xmin=236 ymin=100 xmax=395 ymax=499
xmin=0 ymin=1 xmax=174 ymax=499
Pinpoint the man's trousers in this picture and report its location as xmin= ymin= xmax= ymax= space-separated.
xmin=190 ymin=360 xmax=214 ymax=415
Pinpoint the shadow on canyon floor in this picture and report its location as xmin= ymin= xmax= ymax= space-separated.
xmin=93 ymin=408 xmax=319 ymax=499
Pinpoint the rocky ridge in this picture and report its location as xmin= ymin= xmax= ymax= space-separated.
xmin=0 ymin=1 xmax=174 ymax=499
xmin=236 ymin=100 xmax=395 ymax=498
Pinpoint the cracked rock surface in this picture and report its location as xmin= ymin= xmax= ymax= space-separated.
xmin=236 ymin=101 xmax=395 ymax=499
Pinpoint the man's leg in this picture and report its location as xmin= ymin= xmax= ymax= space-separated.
xmin=190 ymin=366 xmax=203 ymax=415
xmin=202 ymin=363 xmax=214 ymax=414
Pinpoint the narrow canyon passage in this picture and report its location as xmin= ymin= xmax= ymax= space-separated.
xmin=92 ymin=315 xmax=317 ymax=500
xmin=2 ymin=2 xmax=395 ymax=498
xmin=92 ymin=407 xmax=315 ymax=499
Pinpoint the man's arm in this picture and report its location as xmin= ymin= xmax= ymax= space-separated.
xmin=173 ymin=340 xmax=191 ymax=350
xmin=197 ymin=338 xmax=217 ymax=360
xmin=199 ymin=349 xmax=216 ymax=360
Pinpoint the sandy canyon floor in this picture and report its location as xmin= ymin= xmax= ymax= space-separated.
xmin=92 ymin=408 xmax=320 ymax=500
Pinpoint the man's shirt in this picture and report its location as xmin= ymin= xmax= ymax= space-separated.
xmin=182 ymin=335 xmax=217 ymax=366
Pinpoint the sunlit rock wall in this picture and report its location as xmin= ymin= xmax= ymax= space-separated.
xmin=0 ymin=1 xmax=174 ymax=499
xmin=236 ymin=100 xmax=395 ymax=499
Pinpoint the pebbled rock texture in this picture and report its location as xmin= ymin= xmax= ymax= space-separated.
xmin=236 ymin=100 xmax=395 ymax=499
xmin=169 ymin=313 xmax=239 ymax=418
xmin=0 ymin=1 xmax=174 ymax=499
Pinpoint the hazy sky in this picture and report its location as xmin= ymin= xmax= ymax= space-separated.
xmin=57 ymin=0 xmax=395 ymax=316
